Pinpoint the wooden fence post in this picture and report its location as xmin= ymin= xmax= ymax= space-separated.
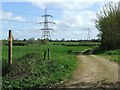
xmin=44 ymin=50 xmax=46 ymax=62
xmin=48 ymin=48 xmax=50 ymax=61
xmin=38 ymin=48 xmax=41 ymax=64
xmin=8 ymin=30 xmax=12 ymax=64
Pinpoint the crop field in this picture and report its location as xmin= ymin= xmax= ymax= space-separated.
xmin=2 ymin=42 xmax=94 ymax=89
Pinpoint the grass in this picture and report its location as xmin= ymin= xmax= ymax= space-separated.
xmin=2 ymin=44 xmax=92 ymax=61
xmin=2 ymin=43 xmax=92 ymax=89
xmin=2 ymin=53 xmax=77 ymax=88
xmin=2 ymin=41 xmax=119 ymax=89
xmin=92 ymin=47 xmax=120 ymax=63
xmin=99 ymin=50 xmax=120 ymax=63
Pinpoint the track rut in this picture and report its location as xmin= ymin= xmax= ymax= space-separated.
xmin=63 ymin=55 xmax=119 ymax=88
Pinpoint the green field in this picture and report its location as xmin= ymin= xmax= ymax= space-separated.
xmin=2 ymin=43 xmax=93 ymax=61
xmin=2 ymin=41 xmax=119 ymax=89
xmin=2 ymin=43 xmax=93 ymax=89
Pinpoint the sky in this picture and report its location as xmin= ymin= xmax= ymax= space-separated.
xmin=0 ymin=0 xmax=119 ymax=40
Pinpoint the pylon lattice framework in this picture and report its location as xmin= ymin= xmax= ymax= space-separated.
xmin=39 ymin=8 xmax=55 ymax=39
xmin=87 ymin=28 xmax=90 ymax=40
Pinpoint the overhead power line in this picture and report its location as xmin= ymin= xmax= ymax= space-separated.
xmin=87 ymin=28 xmax=90 ymax=40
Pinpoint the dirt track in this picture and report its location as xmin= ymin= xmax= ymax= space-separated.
xmin=62 ymin=55 xmax=119 ymax=88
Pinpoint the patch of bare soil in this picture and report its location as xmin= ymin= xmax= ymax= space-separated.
xmin=60 ymin=55 xmax=119 ymax=88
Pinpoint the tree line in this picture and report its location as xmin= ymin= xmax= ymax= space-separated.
xmin=96 ymin=2 xmax=120 ymax=50
xmin=2 ymin=38 xmax=100 ymax=46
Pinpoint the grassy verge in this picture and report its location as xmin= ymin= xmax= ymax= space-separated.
xmin=3 ymin=53 xmax=77 ymax=88
xmin=99 ymin=50 xmax=120 ymax=63
xmin=2 ymin=44 xmax=91 ymax=89
xmin=92 ymin=47 xmax=120 ymax=63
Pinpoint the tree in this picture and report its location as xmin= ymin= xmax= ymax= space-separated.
xmin=61 ymin=38 xmax=65 ymax=42
xmin=27 ymin=38 xmax=35 ymax=44
xmin=96 ymin=2 xmax=120 ymax=50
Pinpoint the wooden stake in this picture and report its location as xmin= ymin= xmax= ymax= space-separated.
xmin=48 ymin=48 xmax=50 ymax=61
xmin=44 ymin=50 xmax=46 ymax=61
xmin=8 ymin=30 xmax=12 ymax=64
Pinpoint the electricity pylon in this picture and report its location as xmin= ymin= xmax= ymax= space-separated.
xmin=87 ymin=28 xmax=90 ymax=40
xmin=39 ymin=8 xmax=55 ymax=40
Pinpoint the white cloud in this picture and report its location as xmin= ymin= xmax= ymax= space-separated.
xmin=0 ymin=10 xmax=26 ymax=22
xmin=2 ymin=0 xmax=119 ymax=40
xmin=30 ymin=1 xmax=96 ymax=10
xmin=26 ymin=0 xmax=119 ymax=3
xmin=29 ymin=1 xmax=101 ymax=40
xmin=13 ymin=29 xmax=41 ymax=39
xmin=14 ymin=16 xmax=26 ymax=22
